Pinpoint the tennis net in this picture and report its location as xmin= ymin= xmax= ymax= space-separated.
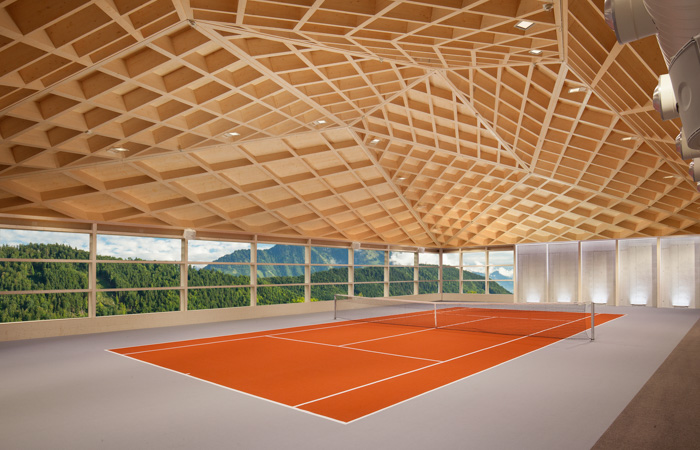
xmin=334 ymin=295 xmax=595 ymax=340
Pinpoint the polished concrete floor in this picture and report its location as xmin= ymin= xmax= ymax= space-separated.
xmin=1 ymin=305 xmax=699 ymax=450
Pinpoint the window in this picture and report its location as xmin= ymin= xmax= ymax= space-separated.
xmin=488 ymin=250 xmax=514 ymax=294
xmin=0 ymin=229 xmax=90 ymax=322
xmin=96 ymin=234 xmax=181 ymax=316
xmin=187 ymin=240 xmax=252 ymax=310
xmin=256 ymin=244 xmax=305 ymax=304
xmin=462 ymin=250 xmax=486 ymax=294
xmin=354 ymin=249 xmax=385 ymax=297
xmin=310 ymin=246 xmax=349 ymax=301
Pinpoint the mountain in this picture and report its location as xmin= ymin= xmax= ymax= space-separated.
xmin=204 ymin=245 xmax=384 ymax=277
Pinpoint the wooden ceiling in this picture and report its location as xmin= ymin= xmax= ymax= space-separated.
xmin=0 ymin=0 xmax=698 ymax=248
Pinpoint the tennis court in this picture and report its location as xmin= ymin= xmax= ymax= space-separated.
xmin=109 ymin=298 xmax=623 ymax=423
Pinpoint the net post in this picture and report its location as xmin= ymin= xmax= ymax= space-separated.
xmin=334 ymin=294 xmax=338 ymax=320
xmin=433 ymin=303 xmax=437 ymax=329
xmin=590 ymin=301 xmax=595 ymax=341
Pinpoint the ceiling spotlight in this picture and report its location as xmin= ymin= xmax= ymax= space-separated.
xmin=515 ymin=20 xmax=534 ymax=31
xmin=223 ymin=132 xmax=240 ymax=137
xmin=369 ymin=138 xmax=380 ymax=144
xmin=543 ymin=3 xmax=553 ymax=12
xmin=313 ymin=119 xmax=327 ymax=125
xmin=108 ymin=147 xmax=128 ymax=153
xmin=568 ymin=87 xmax=587 ymax=94
xmin=529 ymin=49 xmax=543 ymax=56
xmin=621 ymin=136 xmax=636 ymax=141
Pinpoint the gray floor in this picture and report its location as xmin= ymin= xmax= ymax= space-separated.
xmin=1 ymin=306 xmax=699 ymax=450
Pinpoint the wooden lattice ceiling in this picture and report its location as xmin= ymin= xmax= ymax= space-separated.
xmin=0 ymin=0 xmax=698 ymax=247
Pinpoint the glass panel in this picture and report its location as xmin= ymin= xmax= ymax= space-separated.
xmin=257 ymin=243 xmax=304 ymax=263
xmin=419 ymin=281 xmax=438 ymax=294
xmin=442 ymin=253 xmax=460 ymax=266
xmin=188 ymin=265 xmax=250 ymax=286
xmin=443 ymin=266 xmax=459 ymax=281
xmin=462 ymin=251 xmax=486 ymax=266
xmin=354 ymin=283 xmax=384 ymax=297
xmin=389 ymin=251 xmax=414 ymax=266
xmin=489 ymin=250 xmax=514 ymax=265
xmin=311 ymin=284 xmax=348 ymax=301
xmin=97 ymin=263 xmax=179 ymax=288
xmin=256 ymin=285 xmax=305 ymax=305
xmin=619 ymin=239 xmax=656 ymax=306
xmin=581 ymin=240 xmax=616 ymax=305
xmin=443 ymin=280 xmax=459 ymax=294
xmin=389 ymin=266 xmax=413 ymax=281
xmin=188 ymin=240 xmax=250 ymax=262
xmin=490 ymin=281 xmax=514 ymax=294
xmin=660 ymin=237 xmax=699 ymax=308
xmin=389 ymin=282 xmax=413 ymax=296
xmin=96 ymin=289 xmax=180 ymax=316
xmin=354 ymin=249 xmax=384 ymax=265
xmin=548 ymin=242 xmax=578 ymax=303
xmin=418 ymin=252 xmax=439 ymax=265
xmin=97 ymin=235 xmax=180 ymax=261
xmin=0 ymin=261 xmax=88 ymax=290
xmin=516 ymin=244 xmax=547 ymax=302
xmin=310 ymin=266 xmax=348 ymax=282
xmin=0 ymin=229 xmax=89 ymax=258
xmin=311 ymin=247 xmax=348 ymax=265
xmin=257 ymin=265 xmax=304 ymax=284
xmin=188 ymin=287 xmax=250 ymax=310
xmin=355 ymin=266 xmax=383 ymax=282
xmin=463 ymin=280 xmax=486 ymax=294
xmin=419 ymin=266 xmax=439 ymax=281
xmin=1 ymin=292 xmax=88 ymax=322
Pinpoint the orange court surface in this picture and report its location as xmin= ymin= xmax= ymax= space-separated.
xmin=109 ymin=308 xmax=623 ymax=423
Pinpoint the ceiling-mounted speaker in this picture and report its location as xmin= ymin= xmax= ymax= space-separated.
xmin=183 ymin=229 xmax=196 ymax=240
xmin=604 ymin=0 xmax=656 ymax=44
xmin=653 ymin=74 xmax=679 ymax=120
xmin=351 ymin=242 xmax=361 ymax=250
xmin=676 ymin=131 xmax=700 ymax=159
xmin=689 ymin=159 xmax=700 ymax=181
xmin=669 ymin=34 xmax=700 ymax=150
xmin=417 ymin=247 xmax=425 ymax=253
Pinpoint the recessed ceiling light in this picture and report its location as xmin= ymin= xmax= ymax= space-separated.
xmin=568 ymin=87 xmax=587 ymax=93
xmin=515 ymin=20 xmax=534 ymax=30
xmin=223 ymin=132 xmax=240 ymax=137
xmin=369 ymin=138 xmax=380 ymax=144
xmin=621 ymin=136 xmax=635 ymax=141
xmin=397 ymin=176 xmax=406 ymax=181
xmin=314 ymin=119 xmax=326 ymax=125
xmin=529 ymin=49 xmax=543 ymax=55
xmin=108 ymin=147 xmax=128 ymax=153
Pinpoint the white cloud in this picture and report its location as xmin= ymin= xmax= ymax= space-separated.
xmin=495 ymin=266 xmax=514 ymax=278
xmin=188 ymin=241 xmax=250 ymax=262
xmin=97 ymin=235 xmax=180 ymax=261
xmin=0 ymin=229 xmax=90 ymax=251
xmin=390 ymin=251 xmax=414 ymax=266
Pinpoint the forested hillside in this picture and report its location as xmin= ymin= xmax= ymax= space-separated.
xmin=1 ymin=243 xmax=506 ymax=323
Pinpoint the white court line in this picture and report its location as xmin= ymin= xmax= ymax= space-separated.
xmin=339 ymin=327 xmax=434 ymax=347
xmin=119 ymin=320 xmax=368 ymax=355
xmin=105 ymin=349 xmax=348 ymax=425
xmin=293 ymin=314 xmax=589 ymax=408
xmin=268 ymin=334 xmax=441 ymax=363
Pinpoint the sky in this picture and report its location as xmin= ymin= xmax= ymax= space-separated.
xmin=0 ymin=229 xmax=514 ymax=278
xmin=0 ymin=229 xmax=249 ymax=261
